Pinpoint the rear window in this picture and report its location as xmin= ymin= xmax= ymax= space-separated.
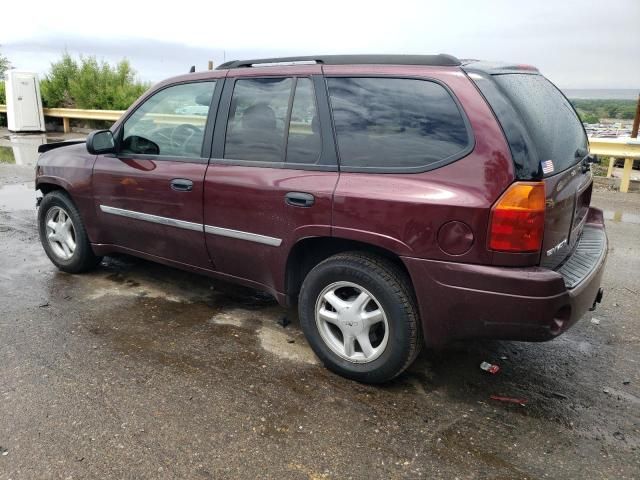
xmin=492 ymin=74 xmax=587 ymax=176
xmin=326 ymin=77 xmax=471 ymax=172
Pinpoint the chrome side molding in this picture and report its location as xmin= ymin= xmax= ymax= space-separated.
xmin=99 ymin=205 xmax=282 ymax=247
xmin=99 ymin=205 xmax=203 ymax=232
xmin=204 ymin=225 xmax=282 ymax=247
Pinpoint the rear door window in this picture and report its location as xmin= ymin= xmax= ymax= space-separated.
xmin=492 ymin=74 xmax=588 ymax=175
xmin=326 ymin=77 xmax=471 ymax=172
xmin=286 ymin=78 xmax=322 ymax=164
xmin=224 ymin=78 xmax=292 ymax=163
xmin=223 ymin=77 xmax=322 ymax=165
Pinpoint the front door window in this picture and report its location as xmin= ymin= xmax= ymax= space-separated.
xmin=121 ymin=81 xmax=216 ymax=158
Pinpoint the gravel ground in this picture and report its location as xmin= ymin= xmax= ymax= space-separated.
xmin=0 ymin=137 xmax=638 ymax=479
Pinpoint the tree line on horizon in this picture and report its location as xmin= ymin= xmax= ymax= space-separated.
xmin=570 ymin=99 xmax=637 ymax=124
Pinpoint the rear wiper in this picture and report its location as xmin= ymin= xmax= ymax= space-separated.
xmin=575 ymin=147 xmax=588 ymax=158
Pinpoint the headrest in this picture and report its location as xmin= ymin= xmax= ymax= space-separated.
xmin=242 ymin=103 xmax=276 ymax=130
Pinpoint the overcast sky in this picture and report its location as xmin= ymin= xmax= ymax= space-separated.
xmin=2 ymin=0 xmax=638 ymax=89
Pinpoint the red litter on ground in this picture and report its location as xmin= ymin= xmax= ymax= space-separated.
xmin=490 ymin=395 xmax=528 ymax=405
xmin=480 ymin=361 xmax=500 ymax=374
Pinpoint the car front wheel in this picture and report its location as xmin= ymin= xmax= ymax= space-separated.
xmin=299 ymin=252 xmax=422 ymax=383
xmin=38 ymin=191 xmax=102 ymax=273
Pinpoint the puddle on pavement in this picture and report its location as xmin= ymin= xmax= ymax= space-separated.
xmin=258 ymin=327 xmax=318 ymax=365
xmin=0 ymin=182 xmax=38 ymax=211
xmin=603 ymin=210 xmax=640 ymax=224
xmin=0 ymin=133 xmax=71 ymax=166
xmin=87 ymin=281 xmax=186 ymax=303
xmin=63 ymin=255 xmax=316 ymax=367
xmin=210 ymin=307 xmax=317 ymax=364
xmin=210 ymin=308 xmax=251 ymax=328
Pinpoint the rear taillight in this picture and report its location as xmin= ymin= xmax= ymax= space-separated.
xmin=489 ymin=182 xmax=545 ymax=252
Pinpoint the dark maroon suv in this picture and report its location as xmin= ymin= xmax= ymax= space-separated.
xmin=35 ymin=54 xmax=607 ymax=383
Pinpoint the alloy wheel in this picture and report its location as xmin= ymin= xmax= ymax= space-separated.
xmin=45 ymin=206 xmax=77 ymax=260
xmin=315 ymin=281 xmax=389 ymax=363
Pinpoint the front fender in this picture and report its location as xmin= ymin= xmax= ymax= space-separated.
xmin=35 ymin=143 xmax=100 ymax=242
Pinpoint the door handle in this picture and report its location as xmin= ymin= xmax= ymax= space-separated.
xmin=170 ymin=178 xmax=193 ymax=192
xmin=285 ymin=191 xmax=315 ymax=207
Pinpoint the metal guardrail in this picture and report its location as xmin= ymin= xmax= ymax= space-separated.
xmin=588 ymin=137 xmax=640 ymax=159
xmin=44 ymin=107 xmax=125 ymax=121
xmin=589 ymin=137 xmax=640 ymax=193
xmin=1 ymin=105 xmax=639 ymax=192
xmin=0 ymin=104 xmax=124 ymax=133
xmin=0 ymin=107 xmax=209 ymax=132
xmin=45 ymin=108 xmax=125 ymax=133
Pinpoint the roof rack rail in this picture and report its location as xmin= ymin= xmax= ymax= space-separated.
xmin=216 ymin=54 xmax=461 ymax=70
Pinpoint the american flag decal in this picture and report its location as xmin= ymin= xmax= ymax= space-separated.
xmin=541 ymin=160 xmax=555 ymax=174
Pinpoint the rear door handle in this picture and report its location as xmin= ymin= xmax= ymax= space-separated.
xmin=170 ymin=178 xmax=193 ymax=192
xmin=285 ymin=191 xmax=315 ymax=207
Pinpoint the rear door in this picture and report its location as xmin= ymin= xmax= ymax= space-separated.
xmin=92 ymin=79 xmax=221 ymax=267
xmin=490 ymin=74 xmax=592 ymax=268
xmin=203 ymin=67 xmax=338 ymax=294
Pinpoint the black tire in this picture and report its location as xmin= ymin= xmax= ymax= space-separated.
xmin=299 ymin=252 xmax=422 ymax=383
xmin=38 ymin=191 xmax=102 ymax=273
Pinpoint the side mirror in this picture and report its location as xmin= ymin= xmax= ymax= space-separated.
xmin=86 ymin=130 xmax=115 ymax=155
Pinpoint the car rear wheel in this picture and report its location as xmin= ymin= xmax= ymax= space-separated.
xmin=299 ymin=252 xmax=422 ymax=383
xmin=38 ymin=191 xmax=102 ymax=273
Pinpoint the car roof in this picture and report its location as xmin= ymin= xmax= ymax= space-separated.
xmin=158 ymin=54 xmax=463 ymax=86
xmin=161 ymin=55 xmax=543 ymax=86
xmin=154 ymin=55 xmax=544 ymax=88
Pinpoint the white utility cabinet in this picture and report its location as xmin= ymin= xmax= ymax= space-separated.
xmin=5 ymin=71 xmax=45 ymax=132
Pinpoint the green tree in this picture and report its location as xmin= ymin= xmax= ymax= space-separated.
xmin=40 ymin=53 xmax=79 ymax=108
xmin=0 ymin=46 xmax=10 ymax=105
xmin=40 ymin=53 xmax=149 ymax=110
xmin=605 ymin=105 xmax=619 ymax=118
xmin=619 ymin=104 xmax=637 ymax=120
xmin=579 ymin=111 xmax=599 ymax=124
xmin=0 ymin=46 xmax=9 ymax=77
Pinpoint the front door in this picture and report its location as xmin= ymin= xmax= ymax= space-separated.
xmin=93 ymin=79 xmax=221 ymax=268
xmin=203 ymin=70 xmax=339 ymax=295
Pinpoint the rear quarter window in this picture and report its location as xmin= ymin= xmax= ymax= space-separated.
xmin=492 ymin=74 xmax=588 ymax=176
xmin=326 ymin=77 xmax=472 ymax=172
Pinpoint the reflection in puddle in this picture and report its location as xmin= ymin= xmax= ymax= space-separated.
xmin=603 ymin=210 xmax=640 ymax=225
xmin=0 ymin=183 xmax=39 ymax=211
xmin=0 ymin=146 xmax=16 ymax=163
xmin=0 ymin=133 xmax=68 ymax=166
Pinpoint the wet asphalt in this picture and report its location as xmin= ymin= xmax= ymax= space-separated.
xmin=0 ymin=135 xmax=639 ymax=479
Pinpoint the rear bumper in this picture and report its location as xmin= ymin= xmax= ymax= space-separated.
xmin=402 ymin=207 xmax=608 ymax=347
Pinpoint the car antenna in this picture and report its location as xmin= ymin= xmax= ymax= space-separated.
xmin=189 ymin=65 xmax=195 ymax=73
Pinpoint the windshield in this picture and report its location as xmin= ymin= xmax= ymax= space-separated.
xmin=493 ymin=74 xmax=588 ymax=176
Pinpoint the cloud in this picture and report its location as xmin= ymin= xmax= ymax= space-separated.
xmin=1 ymin=0 xmax=638 ymax=88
